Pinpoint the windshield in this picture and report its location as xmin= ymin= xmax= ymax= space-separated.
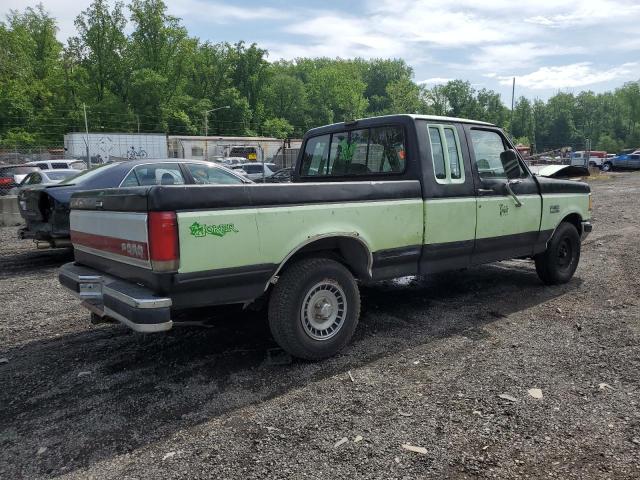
xmin=59 ymin=163 xmax=118 ymax=185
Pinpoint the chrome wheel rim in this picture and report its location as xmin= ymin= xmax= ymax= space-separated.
xmin=301 ymin=281 xmax=347 ymax=341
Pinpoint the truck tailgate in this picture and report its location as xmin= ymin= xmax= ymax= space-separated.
xmin=70 ymin=210 xmax=151 ymax=269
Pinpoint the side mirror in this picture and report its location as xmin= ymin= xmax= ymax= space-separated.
xmin=500 ymin=149 xmax=518 ymax=163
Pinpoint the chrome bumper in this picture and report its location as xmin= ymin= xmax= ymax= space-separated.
xmin=58 ymin=262 xmax=173 ymax=333
xmin=581 ymin=221 xmax=593 ymax=241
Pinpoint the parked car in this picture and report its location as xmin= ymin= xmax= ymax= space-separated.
xmin=260 ymin=167 xmax=293 ymax=183
xmin=17 ymin=159 xmax=250 ymax=248
xmin=25 ymin=159 xmax=87 ymax=171
xmin=602 ymin=153 xmax=640 ymax=171
xmin=231 ymin=162 xmax=277 ymax=181
xmin=0 ymin=165 xmax=41 ymax=195
xmin=59 ymin=114 xmax=592 ymax=360
xmin=8 ymin=169 xmax=78 ymax=195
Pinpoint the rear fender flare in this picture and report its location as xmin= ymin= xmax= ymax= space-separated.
xmin=265 ymin=232 xmax=373 ymax=291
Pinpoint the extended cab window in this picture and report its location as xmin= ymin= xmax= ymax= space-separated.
xmin=470 ymin=129 xmax=526 ymax=180
xmin=300 ymin=126 xmax=405 ymax=177
xmin=427 ymin=124 xmax=464 ymax=184
xmin=301 ymin=134 xmax=331 ymax=176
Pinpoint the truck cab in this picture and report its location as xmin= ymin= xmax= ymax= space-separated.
xmin=570 ymin=150 xmax=606 ymax=168
xmin=59 ymin=115 xmax=592 ymax=360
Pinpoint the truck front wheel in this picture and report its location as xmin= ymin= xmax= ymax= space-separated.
xmin=268 ymin=257 xmax=361 ymax=360
xmin=534 ymin=222 xmax=581 ymax=285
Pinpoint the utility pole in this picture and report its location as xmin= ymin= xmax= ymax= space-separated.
xmin=137 ymin=115 xmax=140 ymax=134
xmin=203 ymin=105 xmax=230 ymax=160
xmin=510 ymin=77 xmax=515 ymax=135
xmin=585 ymin=138 xmax=591 ymax=168
xmin=83 ymin=103 xmax=90 ymax=168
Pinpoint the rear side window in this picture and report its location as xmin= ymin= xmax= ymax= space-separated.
xmin=427 ymin=124 xmax=464 ymax=184
xmin=187 ymin=164 xmax=243 ymax=185
xmin=300 ymin=126 xmax=405 ymax=177
xmin=121 ymin=163 xmax=186 ymax=187
xmin=52 ymin=162 xmax=69 ymax=169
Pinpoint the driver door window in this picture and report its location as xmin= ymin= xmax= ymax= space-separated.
xmin=470 ymin=129 xmax=526 ymax=180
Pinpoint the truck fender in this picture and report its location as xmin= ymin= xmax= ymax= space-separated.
xmin=265 ymin=232 xmax=373 ymax=291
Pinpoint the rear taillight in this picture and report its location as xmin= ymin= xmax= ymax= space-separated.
xmin=0 ymin=177 xmax=13 ymax=185
xmin=148 ymin=211 xmax=180 ymax=272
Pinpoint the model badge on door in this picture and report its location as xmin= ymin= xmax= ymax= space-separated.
xmin=550 ymin=205 xmax=560 ymax=213
xmin=499 ymin=204 xmax=509 ymax=216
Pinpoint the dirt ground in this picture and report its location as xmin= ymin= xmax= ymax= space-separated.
xmin=1 ymin=172 xmax=639 ymax=479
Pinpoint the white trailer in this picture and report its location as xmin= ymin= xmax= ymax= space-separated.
xmin=63 ymin=133 xmax=168 ymax=165
xmin=167 ymin=135 xmax=301 ymax=165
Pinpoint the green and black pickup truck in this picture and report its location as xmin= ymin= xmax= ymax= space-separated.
xmin=59 ymin=114 xmax=592 ymax=359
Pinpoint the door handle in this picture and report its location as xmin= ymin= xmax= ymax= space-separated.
xmin=477 ymin=188 xmax=494 ymax=195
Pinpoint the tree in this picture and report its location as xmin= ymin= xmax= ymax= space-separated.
xmin=597 ymin=134 xmax=624 ymax=153
xmin=263 ymin=73 xmax=307 ymax=132
xmin=386 ymin=78 xmax=423 ymax=114
xmin=73 ymin=0 xmax=127 ymax=102
xmin=476 ymin=88 xmax=508 ymax=126
xmin=439 ymin=80 xmax=478 ymax=118
xmin=262 ymin=117 xmax=293 ymax=139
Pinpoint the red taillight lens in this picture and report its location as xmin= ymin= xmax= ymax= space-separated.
xmin=0 ymin=177 xmax=13 ymax=185
xmin=148 ymin=211 xmax=179 ymax=271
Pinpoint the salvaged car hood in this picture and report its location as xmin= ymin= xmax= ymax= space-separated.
xmin=529 ymin=164 xmax=589 ymax=179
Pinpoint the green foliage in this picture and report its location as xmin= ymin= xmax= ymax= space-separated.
xmin=386 ymin=78 xmax=424 ymax=114
xmin=1 ymin=1 xmax=640 ymax=154
xmin=262 ymin=117 xmax=294 ymax=139
xmin=597 ymin=134 xmax=624 ymax=153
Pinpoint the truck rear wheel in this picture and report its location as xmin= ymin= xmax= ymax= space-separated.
xmin=268 ymin=257 xmax=361 ymax=360
xmin=534 ymin=222 xmax=580 ymax=285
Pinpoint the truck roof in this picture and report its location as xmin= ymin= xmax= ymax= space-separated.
xmin=305 ymin=114 xmax=495 ymax=137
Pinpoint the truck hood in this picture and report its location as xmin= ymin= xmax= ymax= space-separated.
xmin=535 ymin=175 xmax=590 ymax=194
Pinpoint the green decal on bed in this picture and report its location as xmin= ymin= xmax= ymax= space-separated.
xmin=189 ymin=222 xmax=238 ymax=238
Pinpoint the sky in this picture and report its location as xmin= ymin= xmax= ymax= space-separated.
xmin=3 ymin=0 xmax=640 ymax=104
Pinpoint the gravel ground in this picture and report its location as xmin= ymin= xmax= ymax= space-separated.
xmin=1 ymin=172 xmax=639 ymax=479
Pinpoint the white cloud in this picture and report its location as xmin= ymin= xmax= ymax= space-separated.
xmin=524 ymin=0 xmax=640 ymax=27
xmin=497 ymin=62 xmax=639 ymax=89
xmin=170 ymin=0 xmax=285 ymax=25
xmin=418 ymin=77 xmax=452 ymax=85
xmin=472 ymin=42 xmax=587 ymax=72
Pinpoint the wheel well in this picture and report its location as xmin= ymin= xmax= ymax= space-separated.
xmin=277 ymin=236 xmax=372 ymax=281
xmin=561 ymin=213 xmax=582 ymax=235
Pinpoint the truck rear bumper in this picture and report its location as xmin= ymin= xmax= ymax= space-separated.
xmin=59 ymin=262 xmax=173 ymax=333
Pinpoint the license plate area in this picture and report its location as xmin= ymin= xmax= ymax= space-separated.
xmin=79 ymin=282 xmax=102 ymax=298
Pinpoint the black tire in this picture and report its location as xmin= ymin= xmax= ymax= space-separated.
xmin=268 ymin=257 xmax=360 ymax=360
xmin=534 ymin=222 xmax=581 ymax=285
